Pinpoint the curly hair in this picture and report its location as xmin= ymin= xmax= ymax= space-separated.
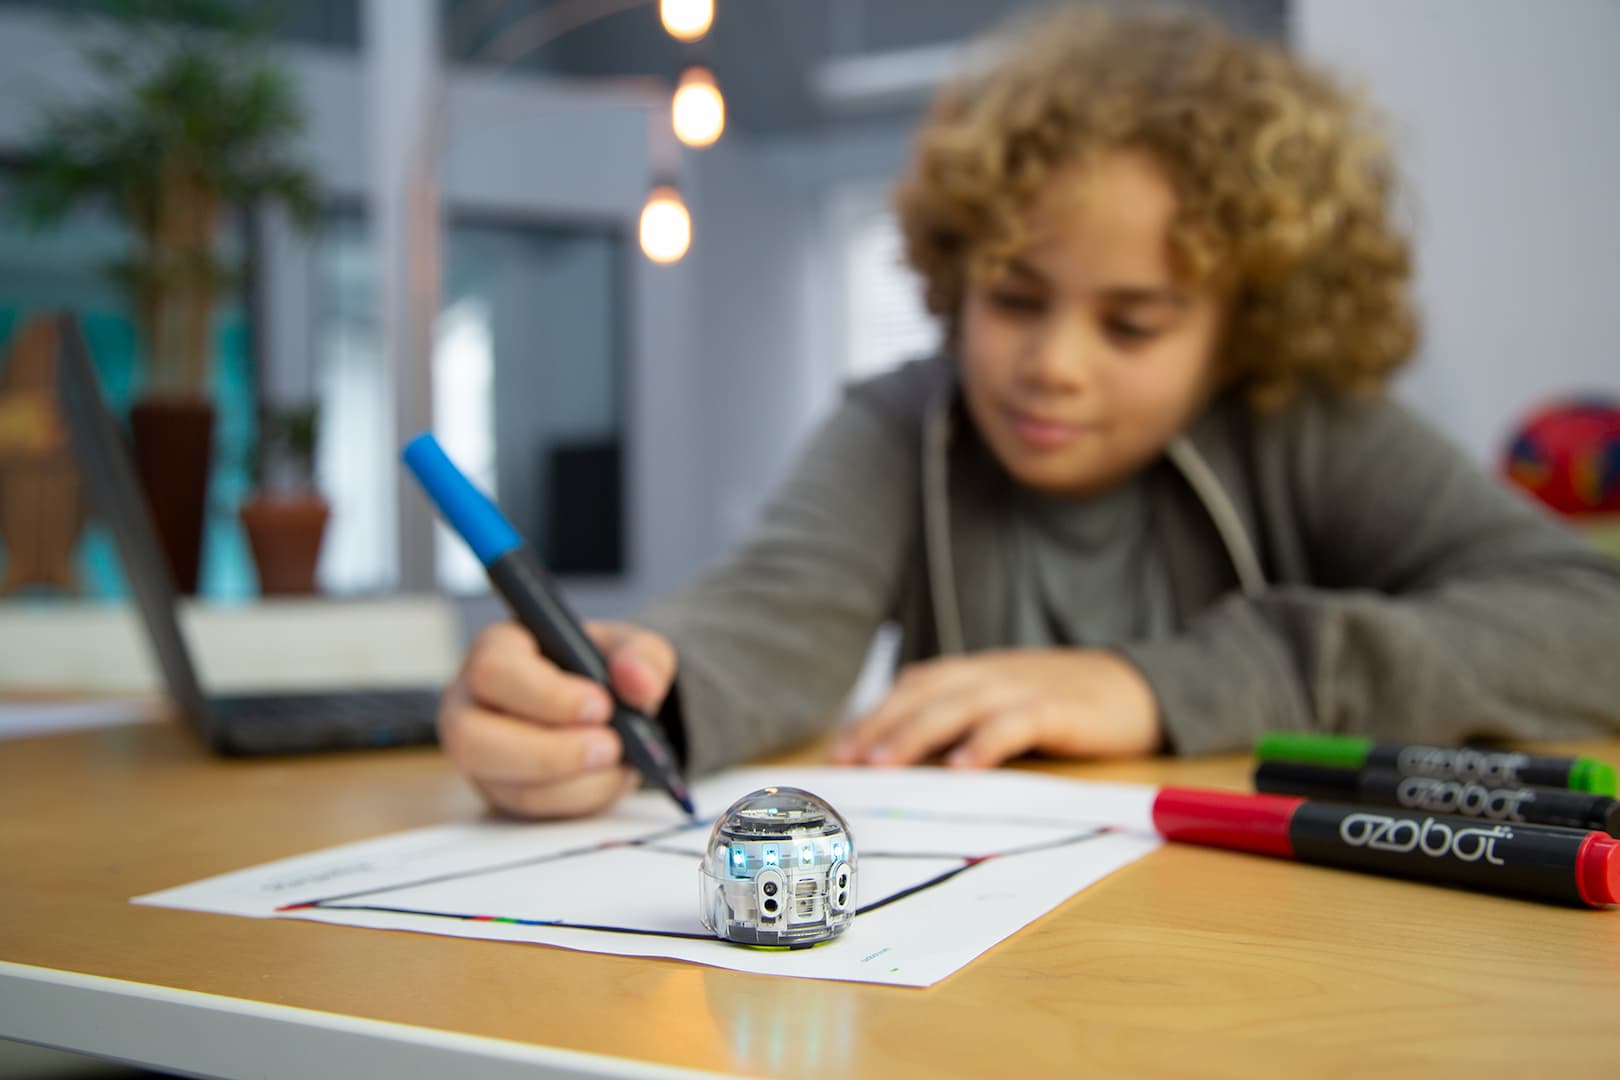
xmin=893 ymin=5 xmax=1417 ymax=407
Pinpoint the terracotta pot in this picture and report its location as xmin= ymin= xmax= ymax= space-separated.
xmin=0 ymin=457 xmax=85 ymax=595
xmin=239 ymin=492 xmax=329 ymax=595
xmin=129 ymin=396 xmax=215 ymax=595
xmin=0 ymin=317 xmax=87 ymax=594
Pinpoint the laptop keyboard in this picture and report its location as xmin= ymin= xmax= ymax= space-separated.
xmin=211 ymin=688 xmax=441 ymax=755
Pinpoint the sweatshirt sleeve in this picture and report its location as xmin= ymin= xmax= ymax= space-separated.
xmin=636 ymin=390 xmax=921 ymax=776
xmin=1117 ymin=395 xmax=1620 ymax=756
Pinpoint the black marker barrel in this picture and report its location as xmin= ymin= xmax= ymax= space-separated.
xmin=487 ymin=546 xmax=689 ymax=809
xmin=1289 ymin=803 xmax=1612 ymax=906
xmin=1254 ymin=762 xmax=1620 ymax=836
xmin=1255 ymin=734 xmax=1617 ymax=795
xmin=1364 ymin=744 xmax=1589 ymax=789
xmin=1152 ymin=788 xmax=1620 ymax=908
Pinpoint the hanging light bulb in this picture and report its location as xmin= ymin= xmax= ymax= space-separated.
xmin=639 ymin=185 xmax=691 ymax=264
xmin=660 ymin=0 xmax=713 ymax=43
xmin=671 ymin=66 xmax=725 ymax=149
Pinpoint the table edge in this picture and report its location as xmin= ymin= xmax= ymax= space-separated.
xmin=0 ymin=960 xmax=746 ymax=1080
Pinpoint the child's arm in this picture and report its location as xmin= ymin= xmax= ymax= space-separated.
xmin=636 ymin=384 xmax=923 ymax=776
xmin=1118 ymin=394 xmax=1620 ymax=754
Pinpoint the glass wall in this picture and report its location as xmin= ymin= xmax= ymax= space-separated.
xmin=313 ymin=208 xmax=627 ymax=596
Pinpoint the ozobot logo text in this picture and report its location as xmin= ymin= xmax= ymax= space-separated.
xmin=1393 ymin=776 xmax=1533 ymax=822
xmin=1395 ymin=746 xmax=1531 ymax=785
xmin=1339 ymin=812 xmax=1511 ymax=865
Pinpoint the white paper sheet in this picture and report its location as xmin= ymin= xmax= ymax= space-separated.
xmin=134 ymin=767 xmax=1161 ymax=987
xmin=0 ymin=698 xmax=158 ymax=740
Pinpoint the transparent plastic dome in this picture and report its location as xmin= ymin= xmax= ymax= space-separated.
xmin=699 ymin=787 xmax=857 ymax=947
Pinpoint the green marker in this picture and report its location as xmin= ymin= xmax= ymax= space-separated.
xmin=1255 ymin=733 xmax=1616 ymax=797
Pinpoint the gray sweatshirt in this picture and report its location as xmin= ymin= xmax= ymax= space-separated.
xmin=641 ymin=356 xmax=1620 ymax=777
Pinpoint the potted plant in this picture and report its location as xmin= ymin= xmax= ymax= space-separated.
xmin=20 ymin=0 xmax=318 ymax=593
xmin=239 ymin=402 xmax=328 ymax=595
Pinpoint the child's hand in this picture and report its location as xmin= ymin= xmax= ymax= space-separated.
xmin=830 ymin=649 xmax=1162 ymax=768
xmin=437 ymin=619 xmax=677 ymax=818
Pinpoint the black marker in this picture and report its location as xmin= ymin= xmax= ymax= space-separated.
xmin=1255 ymin=761 xmax=1620 ymax=837
xmin=1255 ymin=733 xmax=1617 ymax=795
xmin=1152 ymin=787 xmax=1620 ymax=907
xmin=403 ymin=433 xmax=694 ymax=818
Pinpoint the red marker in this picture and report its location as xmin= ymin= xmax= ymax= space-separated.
xmin=1151 ymin=787 xmax=1620 ymax=908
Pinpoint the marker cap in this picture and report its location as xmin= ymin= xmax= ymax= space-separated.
xmin=401 ymin=433 xmax=521 ymax=565
xmin=1570 ymin=757 xmax=1617 ymax=797
xmin=1254 ymin=733 xmax=1372 ymax=768
xmin=1151 ymin=787 xmax=1302 ymax=858
xmin=1575 ymin=833 xmax=1620 ymax=907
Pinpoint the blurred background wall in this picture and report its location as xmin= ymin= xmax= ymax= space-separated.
xmin=1296 ymin=0 xmax=1620 ymax=466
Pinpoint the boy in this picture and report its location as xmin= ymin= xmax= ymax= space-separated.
xmin=437 ymin=8 xmax=1620 ymax=819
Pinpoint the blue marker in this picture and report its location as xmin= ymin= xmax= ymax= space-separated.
xmin=403 ymin=433 xmax=694 ymax=818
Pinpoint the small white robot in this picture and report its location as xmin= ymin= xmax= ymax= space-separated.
xmin=699 ymin=787 xmax=857 ymax=948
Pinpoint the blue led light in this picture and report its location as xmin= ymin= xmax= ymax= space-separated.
xmin=730 ymin=846 xmax=746 ymax=873
xmin=763 ymin=846 xmax=778 ymax=866
xmin=831 ymin=841 xmax=844 ymax=859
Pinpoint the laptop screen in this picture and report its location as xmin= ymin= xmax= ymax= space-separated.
xmin=53 ymin=312 xmax=220 ymax=747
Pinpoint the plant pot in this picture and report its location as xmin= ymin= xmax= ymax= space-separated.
xmin=0 ymin=316 xmax=86 ymax=594
xmin=240 ymin=492 xmax=329 ymax=595
xmin=0 ymin=455 xmax=85 ymax=595
xmin=129 ymin=396 xmax=215 ymax=595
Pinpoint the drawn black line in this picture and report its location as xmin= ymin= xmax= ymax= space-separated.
xmin=282 ymin=825 xmax=1113 ymax=944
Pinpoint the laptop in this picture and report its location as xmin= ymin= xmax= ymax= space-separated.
xmin=53 ymin=312 xmax=442 ymax=755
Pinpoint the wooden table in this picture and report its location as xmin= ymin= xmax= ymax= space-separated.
xmin=3 ymin=721 xmax=1617 ymax=1077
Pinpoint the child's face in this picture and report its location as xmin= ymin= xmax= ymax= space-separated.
xmin=959 ymin=150 xmax=1226 ymax=497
